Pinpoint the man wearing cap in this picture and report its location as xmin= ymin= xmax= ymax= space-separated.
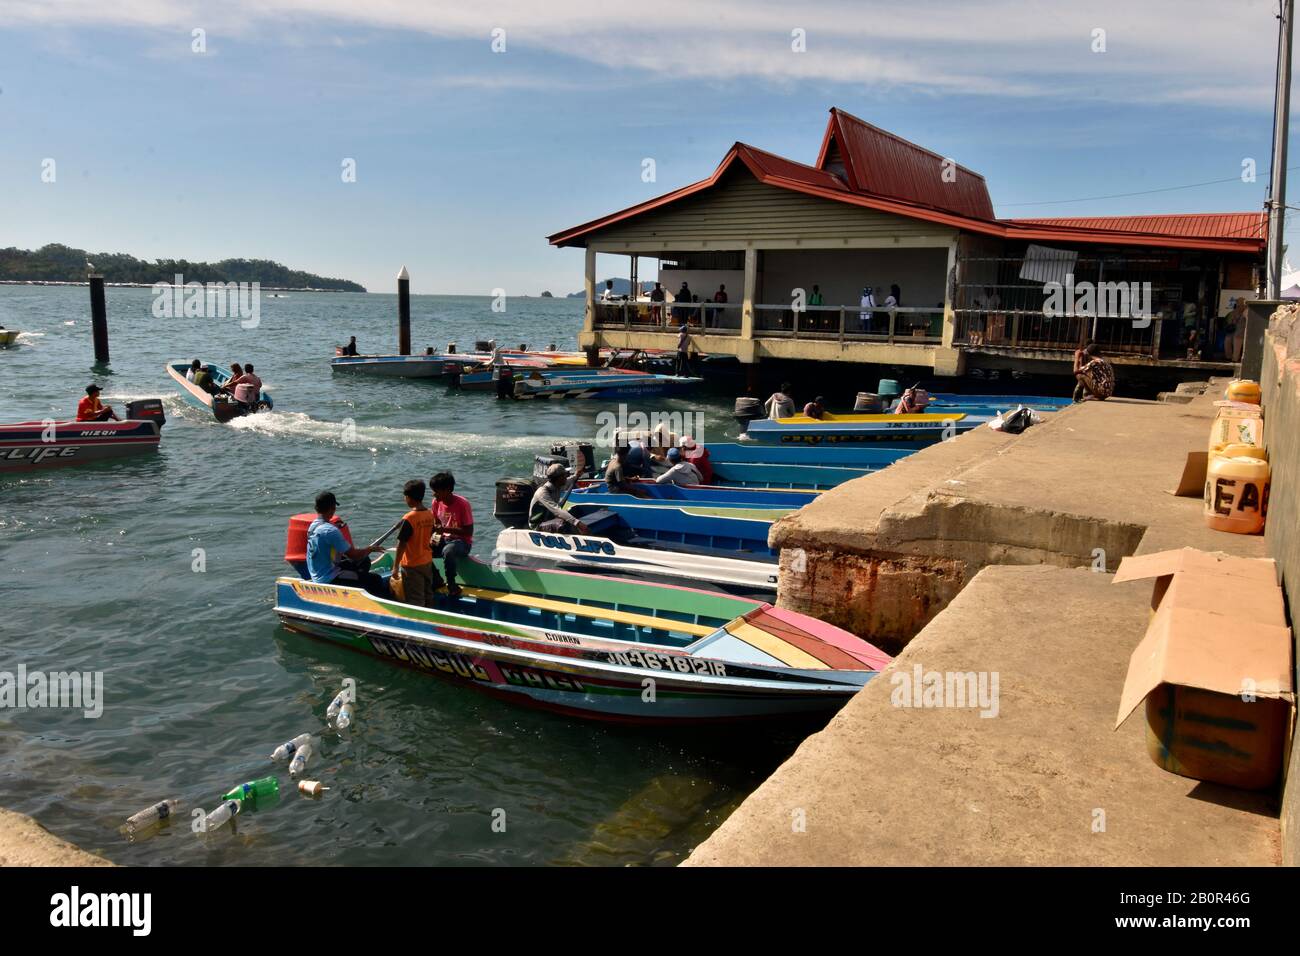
xmin=529 ymin=463 xmax=591 ymax=534
xmin=654 ymin=447 xmax=703 ymax=487
xmin=307 ymin=491 xmax=389 ymax=596
xmin=76 ymin=384 xmax=120 ymax=422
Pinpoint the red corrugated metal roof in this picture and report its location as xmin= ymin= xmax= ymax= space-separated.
xmin=547 ymin=109 xmax=1266 ymax=255
xmin=1007 ymin=213 xmax=1266 ymax=241
xmin=816 ymin=108 xmax=996 ymax=220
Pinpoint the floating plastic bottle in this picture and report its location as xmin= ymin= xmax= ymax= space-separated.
xmin=298 ymin=780 xmax=328 ymax=798
xmin=203 ymin=799 xmax=241 ymax=831
xmin=125 ymin=798 xmax=180 ymax=833
xmin=288 ymin=742 xmax=314 ymax=778
xmin=221 ymin=776 xmax=280 ymax=810
xmin=270 ymin=733 xmax=313 ymax=762
xmin=326 ymin=686 xmax=353 ymax=720
xmin=335 ymin=699 xmax=354 ymax=731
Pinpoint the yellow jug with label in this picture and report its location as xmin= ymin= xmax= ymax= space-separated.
xmin=1224 ymin=379 xmax=1262 ymax=405
xmin=1204 ymin=455 xmax=1269 ymax=534
xmin=1208 ymin=403 xmax=1263 ymax=457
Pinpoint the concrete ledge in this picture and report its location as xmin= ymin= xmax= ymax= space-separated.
xmin=0 ymin=808 xmax=114 ymax=867
xmin=685 ymin=565 xmax=1281 ymax=867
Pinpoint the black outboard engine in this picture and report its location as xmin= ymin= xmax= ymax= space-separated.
xmin=495 ymin=365 xmax=516 ymax=399
xmin=733 ymin=396 xmax=763 ymax=432
xmin=494 ymin=477 xmax=536 ymax=528
xmin=125 ymin=398 xmax=167 ymax=429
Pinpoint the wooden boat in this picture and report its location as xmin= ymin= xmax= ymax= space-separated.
xmin=0 ymin=329 xmax=21 ymax=348
xmin=166 ymin=361 xmax=274 ymax=423
xmin=513 ymin=370 xmax=704 ymax=400
xmin=705 ymin=442 xmax=912 ymax=468
xmin=567 ymin=500 xmax=786 ymax=557
xmin=274 ymin=554 xmax=888 ymax=721
xmin=709 ymin=461 xmax=874 ymax=489
xmin=330 ymin=353 xmax=452 ymax=377
xmin=571 ymin=479 xmax=818 ymax=509
xmin=742 ymin=411 xmax=986 ymax=446
xmin=494 ymin=528 xmax=777 ymax=599
xmin=0 ymin=400 xmax=165 ymax=473
xmin=452 ymin=363 xmax=641 ymax=392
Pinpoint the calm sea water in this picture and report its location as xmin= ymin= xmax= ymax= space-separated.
xmin=0 ymin=285 xmax=813 ymax=866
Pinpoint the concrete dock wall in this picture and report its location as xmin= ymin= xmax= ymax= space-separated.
xmin=1261 ymin=304 xmax=1300 ymax=867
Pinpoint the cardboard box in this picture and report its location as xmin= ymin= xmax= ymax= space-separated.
xmin=1115 ymin=605 xmax=1294 ymax=790
xmin=1159 ymin=572 xmax=1288 ymax=627
xmin=1113 ymin=547 xmax=1278 ymax=613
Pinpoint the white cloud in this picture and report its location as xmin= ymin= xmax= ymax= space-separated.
xmin=2 ymin=0 xmax=1286 ymax=107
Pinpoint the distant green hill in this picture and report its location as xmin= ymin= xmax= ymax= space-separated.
xmin=567 ymin=277 xmax=654 ymax=298
xmin=0 ymin=243 xmax=367 ymax=292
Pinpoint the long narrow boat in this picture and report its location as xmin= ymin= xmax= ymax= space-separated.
xmin=567 ymin=500 xmax=785 ymax=557
xmin=166 ymin=361 xmax=274 ymax=423
xmin=0 ymin=329 xmax=21 ymax=348
xmin=274 ymin=554 xmax=888 ymax=721
xmin=330 ymin=354 xmax=452 ymax=377
xmin=705 ymin=442 xmax=913 ymax=468
xmin=709 ymin=460 xmax=874 ymax=489
xmin=571 ymin=480 xmax=818 ymax=509
xmin=743 ymin=411 xmax=985 ymax=446
xmin=0 ymin=400 xmax=166 ymax=473
xmin=452 ymin=364 xmax=641 ymax=392
xmin=513 ymin=370 xmax=704 ymax=400
xmin=926 ymin=393 xmax=1071 ymax=410
xmin=494 ymin=528 xmax=778 ymax=599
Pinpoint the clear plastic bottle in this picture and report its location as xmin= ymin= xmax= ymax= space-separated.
xmin=271 ymin=733 xmax=313 ymax=762
xmin=203 ymin=799 xmax=241 ymax=831
xmin=326 ymin=687 xmax=351 ymax=720
xmin=288 ymin=742 xmax=314 ymax=778
xmin=335 ymin=699 xmax=354 ymax=731
xmin=125 ymin=798 xmax=180 ymax=833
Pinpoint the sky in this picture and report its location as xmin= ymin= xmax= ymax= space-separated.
xmin=1 ymin=0 xmax=1297 ymax=294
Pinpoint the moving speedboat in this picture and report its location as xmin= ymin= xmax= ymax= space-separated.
xmin=0 ymin=399 xmax=166 ymax=473
xmin=166 ymin=361 xmax=274 ymax=423
xmin=0 ymin=329 xmax=20 ymax=348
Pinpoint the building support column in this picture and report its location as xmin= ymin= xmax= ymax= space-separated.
xmin=741 ymin=247 xmax=757 ymax=340
xmin=583 ymin=246 xmax=596 ymax=335
xmin=941 ymin=236 xmax=959 ymax=349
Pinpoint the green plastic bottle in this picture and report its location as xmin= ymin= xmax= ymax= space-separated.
xmin=221 ymin=776 xmax=280 ymax=810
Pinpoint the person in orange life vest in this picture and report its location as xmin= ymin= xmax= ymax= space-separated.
xmin=76 ymin=384 xmax=119 ymax=422
xmin=392 ymin=478 xmax=436 ymax=607
xmin=429 ymin=471 xmax=474 ymax=599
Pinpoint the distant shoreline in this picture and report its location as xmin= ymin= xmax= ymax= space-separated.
xmin=0 ymin=279 xmax=351 ymax=293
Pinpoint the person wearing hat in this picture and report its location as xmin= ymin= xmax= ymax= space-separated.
xmin=802 ymin=395 xmax=826 ymax=420
xmin=654 ymin=446 xmax=703 ymax=487
xmin=858 ymin=286 xmax=877 ymax=333
xmin=529 ymin=463 xmax=591 ymax=534
xmin=306 ymin=491 xmax=389 ymax=596
xmin=76 ymin=384 xmax=119 ymax=422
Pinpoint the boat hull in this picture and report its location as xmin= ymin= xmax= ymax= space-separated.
xmin=273 ymin=575 xmax=878 ymax=722
xmin=0 ymin=330 xmax=20 ymax=348
xmin=494 ymin=528 xmax=778 ymax=599
xmin=330 ymin=355 xmax=449 ymax=377
xmin=743 ymin=412 xmax=985 ymax=445
xmin=0 ymin=419 xmax=160 ymax=473
xmin=513 ymin=373 xmax=703 ymax=400
xmin=569 ymin=500 xmax=782 ymax=557
xmin=167 ymin=362 xmax=274 ymax=422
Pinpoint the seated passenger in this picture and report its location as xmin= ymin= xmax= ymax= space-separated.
xmin=192 ymin=364 xmax=216 ymax=393
xmin=306 ymin=491 xmax=389 ymax=597
xmin=226 ymin=363 xmax=263 ymax=406
xmin=655 ymin=447 xmax=703 ymax=486
xmin=529 ymin=464 xmax=591 ymax=534
xmin=185 ymin=359 xmax=202 ymax=383
xmin=76 ymin=383 xmax=119 ymax=422
xmin=803 ymin=396 xmax=826 ymax=419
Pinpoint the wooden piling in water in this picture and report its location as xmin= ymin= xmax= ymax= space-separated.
xmin=89 ymin=274 xmax=109 ymax=364
xmin=397 ymin=265 xmax=411 ymax=355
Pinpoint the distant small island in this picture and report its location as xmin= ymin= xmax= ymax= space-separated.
xmin=0 ymin=243 xmax=367 ymax=293
xmin=540 ymin=291 xmax=553 ymax=298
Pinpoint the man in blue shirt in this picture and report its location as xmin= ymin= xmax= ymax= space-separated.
xmin=307 ymin=491 xmax=390 ymax=596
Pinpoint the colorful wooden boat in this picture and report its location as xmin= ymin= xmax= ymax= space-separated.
xmin=0 ymin=400 xmax=165 ymax=473
xmin=705 ymin=442 xmax=913 ymax=468
xmin=742 ymin=411 xmax=986 ymax=446
xmin=274 ymin=555 xmax=888 ymax=721
xmin=571 ymin=480 xmax=818 ymax=509
xmin=567 ymin=501 xmax=785 ymax=557
xmin=513 ymin=370 xmax=704 ymax=400
xmin=166 ymin=361 xmax=274 ymax=423
xmin=494 ymin=528 xmax=778 ymax=599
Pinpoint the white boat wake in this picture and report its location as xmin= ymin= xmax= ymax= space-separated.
xmin=226 ymin=410 xmax=570 ymax=454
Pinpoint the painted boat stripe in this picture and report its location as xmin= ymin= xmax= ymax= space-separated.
xmin=725 ymin=620 xmax=828 ymax=670
xmin=461 ymin=586 xmax=714 ymax=637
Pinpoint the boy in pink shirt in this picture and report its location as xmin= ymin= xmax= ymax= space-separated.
xmin=429 ymin=471 xmax=474 ymax=598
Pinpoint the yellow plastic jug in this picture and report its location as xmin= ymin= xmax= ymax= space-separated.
xmin=1224 ymin=379 xmax=1262 ymax=405
xmin=1204 ymin=455 xmax=1270 ymax=534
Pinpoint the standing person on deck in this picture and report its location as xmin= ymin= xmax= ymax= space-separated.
xmin=306 ymin=491 xmax=389 ymax=596
xmin=1072 ymin=342 xmax=1115 ymax=402
xmin=765 ymin=381 xmax=796 ymax=420
xmin=859 ymin=286 xmax=877 ymax=333
xmin=392 ymin=479 xmax=435 ymax=607
xmin=429 ymin=472 xmax=473 ymax=598
xmin=76 ymin=384 xmax=119 ymax=422
xmin=674 ymin=322 xmax=692 ymax=376
xmin=649 ymin=282 xmax=666 ymax=324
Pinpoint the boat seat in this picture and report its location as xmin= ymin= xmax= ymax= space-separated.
xmin=456 ymin=586 xmax=716 ymax=638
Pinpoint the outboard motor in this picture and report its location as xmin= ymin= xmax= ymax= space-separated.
xmin=853 ymin=392 xmax=882 ymax=413
xmin=474 ymin=339 xmax=492 ymax=354
xmin=495 ymin=365 xmax=516 ymax=399
xmin=284 ymin=513 xmax=352 ymax=578
xmin=494 ymin=477 xmax=537 ymax=528
xmin=733 ymin=395 xmax=764 ymax=432
xmin=125 ymin=398 xmax=167 ymax=429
